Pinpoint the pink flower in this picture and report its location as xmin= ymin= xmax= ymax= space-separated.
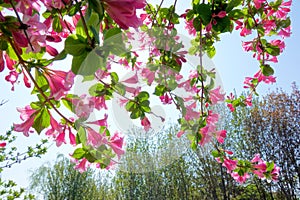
xmin=87 ymin=114 xmax=108 ymax=127
xmin=231 ymin=172 xmax=250 ymax=184
xmin=0 ymin=52 xmax=4 ymax=72
xmin=14 ymin=115 xmax=35 ymax=136
xmin=122 ymin=73 xmax=139 ymax=84
xmin=87 ymin=127 xmax=108 ymax=148
xmin=74 ymin=158 xmax=88 ymax=173
xmin=223 ymin=158 xmax=237 ymax=172
xmin=68 ymin=127 xmax=76 ymax=146
xmin=5 ymin=70 xmax=19 ymax=91
xmin=216 ymin=130 xmax=227 ymax=144
xmin=22 ymin=14 xmax=47 ymax=53
xmin=278 ymin=26 xmax=291 ymax=38
xmin=141 ymin=116 xmax=151 ymax=131
xmin=45 ymin=114 xmax=62 ymax=137
xmin=16 ymin=105 xmax=36 ymax=121
xmin=240 ymin=27 xmax=252 ymax=37
xmin=46 ymin=45 xmax=58 ymax=56
xmin=0 ymin=142 xmax=6 ymax=148
xmin=242 ymin=41 xmax=254 ymax=52
xmin=245 ymin=95 xmax=252 ymax=106
xmin=72 ymin=96 xmax=95 ymax=119
xmin=4 ymin=53 xmax=16 ymax=70
xmin=56 ymin=131 xmax=66 ymax=147
xmin=109 ymin=132 xmax=125 ymax=158
xmin=254 ymin=70 xmax=276 ymax=84
xmin=160 ymin=93 xmax=172 ymax=104
xmin=216 ymin=11 xmax=226 ymax=18
xmin=93 ymin=96 xmax=108 ymax=110
xmin=209 ymin=86 xmax=225 ymax=105
xmin=14 ymin=105 xmax=37 ymax=136
xmin=102 ymin=0 xmax=146 ymax=29
xmin=184 ymin=102 xmax=200 ymax=121
xmin=253 ymin=0 xmax=266 ymax=9
xmin=271 ymin=165 xmax=280 ymax=181
xmin=141 ymin=68 xmax=155 ymax=85
xmin=227 ymin=103 xmax=235 ymax=112
xmin=44 ymin=69 xmax=74 ymax=100
xmin=253 ymin=162 xmax=267 ymax=178
xmin=185 ymin=19 xmax=196 ymax=36
xmin=177 ymin=130 xmax=185 ymax=138
xmin=251 ymin=154 xmax=263 ymax=163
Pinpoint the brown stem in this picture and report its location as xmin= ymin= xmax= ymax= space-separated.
xmin=9 ymin=0 xmax=34 ymax=51
xmin=75 ymin=0 xmax=92 ymax=46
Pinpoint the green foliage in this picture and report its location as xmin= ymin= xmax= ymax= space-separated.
xmin=29 ymin=155 xmax=109 ymax=200
xmin=0 ymin=127 xmax=48 ymax=199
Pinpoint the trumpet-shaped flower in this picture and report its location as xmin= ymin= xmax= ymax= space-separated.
xmin=109 ymin=132 xmax=125 ymax=158
xmin=44 ymin=70 xmax=74 ymax=100
xmin=102 ymin=0 xmax=146 ymax=29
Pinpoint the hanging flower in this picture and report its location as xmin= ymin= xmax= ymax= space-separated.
xmin=102 ymin=0 xmax=146 ymax=29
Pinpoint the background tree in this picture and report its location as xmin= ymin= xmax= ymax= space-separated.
xmin=29 ymin=154 xmax=112 ymax=200
xmin=0 ymin=127 xmax=48 ymax=200
xmin=221 ymin=83 xmax=300 ymax=200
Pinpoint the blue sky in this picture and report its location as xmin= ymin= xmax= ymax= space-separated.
xmin=0 ymin=0 xmax=299 ymax=190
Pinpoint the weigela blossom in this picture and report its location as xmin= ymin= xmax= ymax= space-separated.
xmin=102 ymin=0 xmax=146 ymax=29
xmin=109 ymin=132 xmax=125 ymax=158
xmin=160 ymin=93 xmax=172 ymax=104
xmin=44 ymin=69 xmax=75 ymax=100
xmin=14 ymin=106 xmax=37 ymax=136
xmin=231 ymin=172 xmax=250 ymax=184
xmin=0 ymin=142 xmax=6 ymax=148
xmin=141 ymin=116 xmax=151 ymax=131
xmin=74 ymin=158 xmax=89 ymax=173
xmin=209 ymin=86 xmax=225 ymax=105
xmin=86 ymin=127 xmax=108 ymax=148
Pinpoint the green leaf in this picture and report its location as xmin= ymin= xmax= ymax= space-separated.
xmin=266 ymin=161 xmax=275 ymax=171
xmin=78 ymin=49 xmax=105 ymax=76
xmin=71 ymin=51 xmax=88 ymax=74
xmin=72 ymin=148 xmax=86 ymax=159
xmin=260 ymin=64 xmax=274 ymax=76
xmin=52 ymin=50 xmax=67 ymax=61
xmin=196 ymin=3 xmax=212 ymax=26
xmin=226 ymin=0 xmax=242 ymax=12
xmin=77 ymin=126 xmax=87 ymax=145
xmin=125 ymin=101 xmax=136 ymax=112
xmin=154 ymin=85 xmax=167 ymax=96
xmin=140 ymin=100 xmax=151 ymax=113
xmin=62 ymin=98 xmax=73 ymax=112
xmin=192 ymin=17 xmax=202 ymax=31
xmin=175 ymin=96 xmax=187 ymax=116
xmin=265 ymin=45 xmax=280 ymax=56
xmin=88 ymin=0 xmax=104 ymax=20
xmin=0 ymin=39 xmax=8 ymax=50
xmin=89 ymin=83 xmax=105 ymax=96
xmin=32 ymin=108 xmax=50 ymax=134
xmin=104 ymin=27 xmax=122 ymax=41
xmin=213 ymin=16 xmax=231 ymax=33
xmin=65 ymin=34 xmax=88 ymax=56
xmin=137 ymin=91 xmax=149 ymax=102
xmin=207 ymin=46 xmax=216 ymax=58
xmin=6 ymin=45 xmax=18 ymax=60
xmin=52 ymin=17 xmax=63 ymax=33
xmin=110 ymin=72 xmax=119 ymax=84
xmin=115 ymin=83 xmax=126 ymax=96
xmin=211 ymin=150 xmax=220 ymax=157
xmin=32 ymin=70 xmax=49 ymax=94
xmin=130 ymin=108 xmax=142 ymax=119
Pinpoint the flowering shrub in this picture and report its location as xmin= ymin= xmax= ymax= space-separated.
xmin=0 ymin=0 xmax=292 ymax=183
